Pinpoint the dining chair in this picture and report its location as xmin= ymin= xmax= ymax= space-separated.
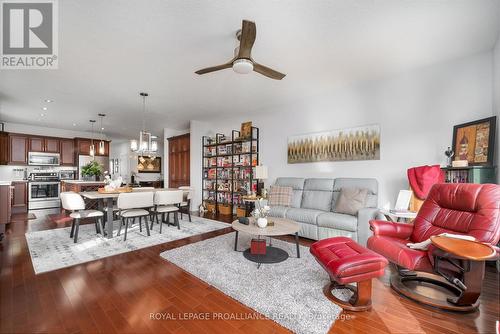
xmin=151 ymin=190 xmax=184 ymax=233
xmin=60 ymin=192 xmax=105 ymax=243
xmin=178 ymin=186 xmax=192 ymax=222
xmin=117 ymin=192 xmax=153 ymax=241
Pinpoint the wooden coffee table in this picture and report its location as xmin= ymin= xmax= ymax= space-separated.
xmin=232 ymin=217 xmax=301 ymax=268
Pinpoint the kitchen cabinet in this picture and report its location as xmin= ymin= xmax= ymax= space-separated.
xmin=9 ymin=134 xmax=28 ymax=165
xmin=44 ymin=138 xmax=60 ymax=153
xmin=29 ymin=137 xmax=44 ymax=152
xmin=60 ymin=139 xmax=75 ymax=166
xmin=0 ymin=184 xmax=12 ymax=241
xmin=75 ymin=138 xmax=110 ymax=156
xmin=11 ymin=181 xmax=28 ymax=214
xmin=29 ymin=136 xmax=60 ymax=153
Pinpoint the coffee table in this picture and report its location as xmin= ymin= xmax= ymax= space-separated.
xmin=232 ymin=217 xmax=301 ymax=268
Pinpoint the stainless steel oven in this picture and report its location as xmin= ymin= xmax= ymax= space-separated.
xmin=28 ymin=172 xmax=61 ymax=210
xmin=28 ymin=152 xmax=60 ymax=166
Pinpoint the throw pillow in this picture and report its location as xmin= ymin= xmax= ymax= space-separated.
xmin=334 ymin=187 xmax=368 ymax=216
xmin=268 ymin=185 xmax=293 ymax=207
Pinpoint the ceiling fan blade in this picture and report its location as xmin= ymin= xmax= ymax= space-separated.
xmin=253 ymin=62 xmax=286 ymax=80
xmin=237 ymin=20 xmax=256 ymax=59
xmin=195 ymin=61 xmax=233 ymax=75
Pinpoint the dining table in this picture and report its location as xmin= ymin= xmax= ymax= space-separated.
xmin=80 ymin=188 xmax=186 ymax=238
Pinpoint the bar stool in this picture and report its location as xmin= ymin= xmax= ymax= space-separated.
xmin=60 ymin=192 xmax=105 ymax=243
xmin=178 ymin=186 xmax=192 ymax=222
xmin=117 ymin=192 xmax=153 ymax=241
xmin=151 ymin=190 xmax=184 ymax=233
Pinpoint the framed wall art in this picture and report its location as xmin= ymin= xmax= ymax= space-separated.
xmin=452 ymin=116 xmax=496 ymax=166
xmin=287 ymin=124 xmax=380 ymax=163
xmin=137 ymin=156 xmax=162 ymax=173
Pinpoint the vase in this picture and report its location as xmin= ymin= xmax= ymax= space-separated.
xmin=257 ymin=217 xmax=268 ymax=228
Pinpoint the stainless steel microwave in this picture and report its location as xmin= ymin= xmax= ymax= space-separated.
xmin=28 ymin=152 xmax=60 ymax=166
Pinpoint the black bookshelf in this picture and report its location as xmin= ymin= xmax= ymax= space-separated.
xmin=202 ymin=127 xmax=259 ymax=215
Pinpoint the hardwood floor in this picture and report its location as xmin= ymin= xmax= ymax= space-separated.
xmin=1 ymin=211 xmax=498 ymax=334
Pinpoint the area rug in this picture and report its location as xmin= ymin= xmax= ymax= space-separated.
xmin=26 ymin=216 xmax=228 ymax=274
xmin=160 ymin=233 xmax=348 ymax=334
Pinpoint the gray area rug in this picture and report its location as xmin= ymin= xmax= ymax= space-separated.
xmin=161 ymin=233 xmax=348 ymax=334
xmin=26 ymin=216 xmax=227 ymax=274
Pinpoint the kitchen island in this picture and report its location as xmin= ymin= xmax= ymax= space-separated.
xmin=61 ymin=180 xmax=105 ymax=210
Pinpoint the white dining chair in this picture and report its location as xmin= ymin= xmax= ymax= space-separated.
xmin=178 ymin=186 xmax=193 ymax=222
xmin=151 ymin=190 xmax=184 ymax=233
xmin=117 ymin=192 xmax=154 ymax=241
xmin=60 ymin=192 xmax=105 ymax=243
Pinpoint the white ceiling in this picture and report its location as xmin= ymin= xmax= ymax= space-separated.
xmin=0 ymin=0 xmax=499 ymax=139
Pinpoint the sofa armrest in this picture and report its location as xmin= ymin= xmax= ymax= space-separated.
xmin=357 ymin=208 xmax=380 ymax=246
xmin=369 ymin=220 xmax=414 ymax=239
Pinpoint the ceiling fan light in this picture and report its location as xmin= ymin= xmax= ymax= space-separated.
xmin=232 ymin=59 xmax=253 ymax=74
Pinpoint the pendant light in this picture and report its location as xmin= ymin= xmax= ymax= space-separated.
xmin=89 ymin=119 xmax=96 ymax=158
xmin=98 ymin=113 xmax=106 ymax=155
xmin=130 ymin=92 xmax=158 ymax=157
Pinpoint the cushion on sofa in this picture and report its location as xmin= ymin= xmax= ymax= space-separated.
xmin=268 ymin=205 xmax=290 ymax=218
xmin=275 ymin=177 xmax=305 ymax=208
xmin=268 ymin=185 xmax=293 ymax=207
xmin=285 ymin=208 xmax=324 ymax=225
xmin=301 ymin=178 xmax=334 ymax=211
xmin=317 ymin=212 xmax=358 ymax=232
xmin=333 ymin=178 xmax=378 ymax=209
xmin=334 ymin=187 xmax=368 ymax=216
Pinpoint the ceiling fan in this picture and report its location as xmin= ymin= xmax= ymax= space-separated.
xmin=195 ymin=20 xmax=286 ymax=80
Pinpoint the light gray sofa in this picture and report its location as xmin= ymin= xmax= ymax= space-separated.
xmin=268 ymin=177 xmax=380 ymax=246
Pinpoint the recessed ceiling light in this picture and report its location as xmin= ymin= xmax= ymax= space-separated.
xmin=101 ymin=127 xmax=104 ymax=130
xmin=72 ymin=123 xmax=77 ymax=126
xmin=42 ymin=107 xmax=48 ymax=111
xmin=40 ymin=113 xmax=45 ymax=117
xmin=45 ymin=99 xmax=53 ymax=103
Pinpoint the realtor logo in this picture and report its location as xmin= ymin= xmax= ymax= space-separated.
xmin=1 ymin=0 xmax=58 ymax=69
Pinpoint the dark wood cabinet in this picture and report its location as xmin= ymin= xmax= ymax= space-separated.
xmin=9 ymin=134 xmax=28 ymax=165
xmin=75 ymin=138 xmax=91 ymax=155
xmin=0 ymin=133 xmax=8 ymax=165
xmin=0 ymin=185 xmax=12 ymax=228
xmin=75 ymin=138 xmax=110 ymax=156
xmin=11 ymin=181 xmax=28 ymax=214
xmin=96 ymin=140 xmax=109 ymax=156
xmin=29 ymin=137 xmax=44 ymax=152
xmin=168 ymin=133 xmax=190 ymax=188
xmin=28 ymin=137 xmax=60 ymax=153
xmin=60 ymin=139 xmax=75 ymax=166
xmin=44 ymin=138 xmax=60 ymax=153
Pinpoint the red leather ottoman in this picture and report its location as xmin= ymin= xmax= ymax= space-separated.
xmin=310 ymin=237 xmax=388 ymax=311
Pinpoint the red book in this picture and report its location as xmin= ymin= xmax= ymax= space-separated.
xmin=250 ymin=239 xmax=266 ymax=255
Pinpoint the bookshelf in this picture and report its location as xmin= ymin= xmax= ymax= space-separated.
xmin=202 ymin=126 xmax=259 ymax=215
xmin=441 ymin=166 xmax=496 ymax=184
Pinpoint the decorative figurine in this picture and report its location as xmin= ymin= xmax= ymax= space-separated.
xmin=444 ymin=147 xmax=454 ymax=167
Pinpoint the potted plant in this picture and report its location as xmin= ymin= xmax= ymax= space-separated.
xmin=81 ymin=160 xmax=103 ymax=181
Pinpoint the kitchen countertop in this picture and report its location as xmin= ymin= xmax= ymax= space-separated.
xmin=61 ymin=180 xmax=105 ymax=184
xmin=0 ymin=181 xmax=12 ymax=186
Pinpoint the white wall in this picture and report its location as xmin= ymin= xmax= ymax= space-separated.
xmin=190 ymin=51 xmax=494 ymax=208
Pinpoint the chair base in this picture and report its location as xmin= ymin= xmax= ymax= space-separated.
xmin=323 ymin=280 xmax=372 ymax=312
xmin=390 ymin=271 xmax=479 ymax=313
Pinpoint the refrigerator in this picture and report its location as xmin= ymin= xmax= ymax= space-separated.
xmin=78 ymin=155 xmax=110 ymax=180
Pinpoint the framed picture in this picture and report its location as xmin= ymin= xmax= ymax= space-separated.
xmin=452 ymin=116 xmax=496 ymax=166
xmin=137 ymin=156 xmax=162 ymax=173
xmin=240 ymin=121 xmax=252 ymax=139
xmin=287 ymin=124 xmax=380 ymax=163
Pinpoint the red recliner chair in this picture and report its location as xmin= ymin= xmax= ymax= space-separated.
xmin=368 ymin=183 xmax=500 ymax=312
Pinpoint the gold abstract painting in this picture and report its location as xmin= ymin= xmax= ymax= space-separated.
xmin=287 ymin=124 xmax=380 ymax=163
xmin=137 ymin=156 xmax=161 ymax=173
xmin=452 ymin=116 xmax=496 ymax=166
